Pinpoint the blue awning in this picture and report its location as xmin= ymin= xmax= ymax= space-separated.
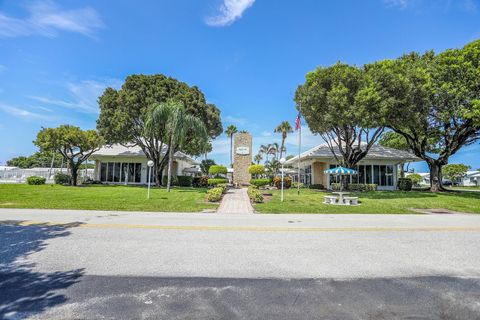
xmin=324 ymin=166 xmax=358 ymax=175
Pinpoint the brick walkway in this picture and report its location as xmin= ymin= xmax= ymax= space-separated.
xmin=217 ymin=188 xmax=254 ymax=214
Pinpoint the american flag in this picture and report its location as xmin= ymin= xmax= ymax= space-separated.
xmin=295 ymin=113 xmax=301 ymax=130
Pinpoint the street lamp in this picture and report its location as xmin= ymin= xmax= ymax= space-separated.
xmin=147 ymin=160 xmax=154 ymax=199
xmin=279 ymin=157 xmax=286 ymax=202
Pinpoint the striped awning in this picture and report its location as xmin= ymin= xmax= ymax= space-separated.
xmin=324 ymin=166 xmax=358 ymax=175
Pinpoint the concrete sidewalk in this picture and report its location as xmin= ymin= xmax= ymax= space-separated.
xmin=216 ymin=188 xmax=254 ymax=214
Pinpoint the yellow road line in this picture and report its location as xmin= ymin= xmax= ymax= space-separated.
xmin=1 ymin=220 xmax=480 ymax=232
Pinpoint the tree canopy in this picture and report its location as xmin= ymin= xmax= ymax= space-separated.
xmin=34 ymin=125 xmax=103 ymax=186
xmin=443 ymin=164 xmax=471 ymax=183
xmin=7 ymin=151 xmax=63 ymax=169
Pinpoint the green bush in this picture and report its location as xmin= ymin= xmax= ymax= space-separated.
xmin=273 ymin=176 xmax=292 ymax=189
xmin=206 ymin=187 xmax=223 ymax=202
xmin=26 ymin=176 xmax=46 ymax=185
xmin=249 ymin=178 xmax=270 ymax=188
xmin=177 ymin=175 xmax=193 ymax=187
xmin=407 ymin=173 xmax=423 ymax=186
xmin=162 ymin=175 xmax=178 ymax=186
xmin=248 ymin=164 xmax=265 ymax=176
xmin=397 ymin=178 xmax=413 ymax=191
xmin=192 ymin=176 xmax=209 ymax=188
xmin=217 ymin=183 xmax=228 ymax=193
xmin=331 ymin=183 xmax=341 ymax=191
xmin=247 ymin=186 xmax=264 ymax=203
xmin=347 ymin=183 xmax=366 ymax=191
xmin=365 ymin=184 xmax=377 ymax=191
xmin=292 ymin=182 xmax=306 ymax=189
xmin=54 ymin=173 xmax=71 ymax=185
xmin=308 ymin=184 xmax=324 ymax=190
xmin=208 ymin=178 xmax=228 ymax=186
xmin=209 ymin=165 xmax=228 ymax=175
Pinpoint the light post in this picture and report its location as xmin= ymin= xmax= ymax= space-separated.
xmin=147 ymin=160 xmax=154 ymax=199
xmin=279 ymin=157 xmax=286 ymax=202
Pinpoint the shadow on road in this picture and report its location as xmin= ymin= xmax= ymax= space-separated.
xmin=35 ymin=274 xmax=480 ymax=320
xmin=0 ymin=220 xmax=84 ymax=319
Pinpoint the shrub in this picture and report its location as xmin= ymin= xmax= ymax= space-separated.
xmin=162 ymin=175 xmax=178 ymax=186
xmin=308 ymin=184 xmax=324 ymax=190
xmin=217 ymin=183 xmax=228 ymax=193
xmin=292 ymin=182 xmax=306 ymax=189
xmin=407 ymin=173 xmax=423 ymax=186
xmin=54 ymin=173 xmax=71 ymax=185
xmin=249 ymin=178 xmax=270 ymax=188
xmin=347 ymin=183 xmax=366 ymax=192
xmin=26 ymin=176 xmax=46 ymax=185
xmin=248 ymin=164 xmax=265 ymax=176
xmin=206 ymin=187 xmax=223 ymax=202
xmin=177 ymin=175 xmax=193 ymax=187
xmin=365 ymin=184 xmax=377 ymax=191
xmin=208 ymin=178 xmax=228 ymax=186
xmin=192 ymin=176 xmax=209 ymax=188
xmin=397 ymin=178 xmax=413 ymax=191
xmin=331 ymin=183 xmax=341 ymax=191
xmin=209 ymin=165 xmax=227 ymax=175
xmin=247 ymin=186 xmax=264 ymax=203
xmin=273 ymin=176 xmax=292 ymax=189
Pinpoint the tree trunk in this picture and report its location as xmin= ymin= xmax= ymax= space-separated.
xmin=428 ymin=161 xmax=444 ymax=192
xmin=230 ymin=135 xmax=233 ymax=168
xmin=399 ymin=163 xmax=405 ymax=178
xmin=70 ymin=161 xmax=78 ymax=186
xmin=166 ymin=144 xmax=174 ymax=192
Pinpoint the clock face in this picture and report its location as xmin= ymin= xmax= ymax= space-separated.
xmin=236 ymin=146 xmax=250 ymax=155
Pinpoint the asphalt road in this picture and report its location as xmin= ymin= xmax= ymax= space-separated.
xmin=1 ymin=209 xmax=480 ymax=319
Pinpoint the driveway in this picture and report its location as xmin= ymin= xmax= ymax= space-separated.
xmin=1 ymin=209 xmax=480 ymax=319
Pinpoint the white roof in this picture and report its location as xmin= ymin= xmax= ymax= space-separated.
xmin=0 ymin=166 xmax=17 ymax=170
xmin=90 ymin=143 xmax=197 ymax=165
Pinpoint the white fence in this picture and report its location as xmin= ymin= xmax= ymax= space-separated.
xmin=0 ymin=168 xmax=94 ymax=184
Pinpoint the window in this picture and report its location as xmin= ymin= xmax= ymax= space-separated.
xmin=365 ymin=165 xmax=372 ymax=184
xmin=99 ymin=162 xmax=142 ymax=183
xmin=386 ymin=165 xmax=394 ymax=186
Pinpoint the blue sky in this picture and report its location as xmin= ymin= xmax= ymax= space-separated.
xmin=1 ymin=0 xmax=479 ymax=172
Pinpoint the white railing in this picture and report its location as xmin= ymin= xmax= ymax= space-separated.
xmin=0 ymin=168 xmax=94 ymax=184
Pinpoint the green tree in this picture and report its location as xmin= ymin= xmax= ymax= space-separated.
xmin=378 ymin=131 xmax=412 ymax=177
xmin=274 ymin=121 xmax=293 ymax=159
xmin=97 ymin=74 xmax=222 ymax=186
xmin=200 ymin=159 xmax=216 ymax=175
xmin=225 ymin=125 xmax=238 ymax=167
xmin=254 ymin=153 xmax=263 ymax=164
xmin=7 ymin=151 xmax=63 ymax=169
xmin=443 ymin=164 xmax=471 ymax=184
xmin=295 ymin=63 xmax=385 ymax=189
xmin=407 ymin=173 xmax=423 ymax=187
xmin=145 ymin=100 xmax=208 ymax=192
xmin=34 ymin=125 xmax=103 ymax=186
xmin=367 ymin=40 xmax=480 ymax=191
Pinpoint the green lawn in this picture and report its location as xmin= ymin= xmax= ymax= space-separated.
xmin=0 ymin=184 xmax=217 ymax=212
xmin=448 ymin=186 xmax=480 ymax=191
xmin=254 ymin=189 xmax=480 ymax=214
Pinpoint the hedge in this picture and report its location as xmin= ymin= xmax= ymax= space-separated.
xmin=249 ymin=178 xmax=270 ymax=188
xmin=208 ymin=178 xmax=228 ymax=186
xmin=308 ymin=184 xmax=324 ymax=190
xmin=177 ymin=176 xmax=193 ymax=187
xmin=206 ymin=187 xmax=223 ymax=202
xmin=331 ymin=183 xmax=377 ymax=191
xmin=26 ymin=176 xmax=46 ymax=185
xmin=273 ymin=176 xmax=292 ymax=189
xmin=54 ymin=173 xmax=71 ymax=185
xmin=162 ymin=175 xmax=178 ymax=186
xmin=397 ymin=178 xmax=413 ymax=191
xmin=192 ymin=176 xmax=209 ymax=188
xmin=209 ymin=165 xmax=228 ymax=175
xmin=217 ymin=183 xmax=228 ymax=193
xmin=247 ymin=186 xmax=264 ymax=203
xmin=248 ymin=164 xmax=265 ymax=175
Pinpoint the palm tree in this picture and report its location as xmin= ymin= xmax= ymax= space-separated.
xmin=254 ymin=154 xmax=263 ymax=164
xmin=269 ymin=142 xmax=279 ymax=161
xmin=145 ymin=100 xmax=208 ymax=192
xmin=259 ymin=144 xmax=268 ymax=162
xmin=263 ymin=144 xmax=272 ymax=162
xmin=225 ymin=125 xmax=238 ymax=167
xmin=274 ymin=121 xmax=293 ymax=159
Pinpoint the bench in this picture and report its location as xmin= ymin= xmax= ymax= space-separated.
xmin=343 ymin=197 xmax=359 ymax=206
xmin=324 ymin=196 xmax=338 ymax=204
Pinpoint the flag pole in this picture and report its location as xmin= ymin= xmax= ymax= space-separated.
xmin=297 ymin=104 xmax=302 ymax=195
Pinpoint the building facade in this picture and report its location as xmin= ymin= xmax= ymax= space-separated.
xmin=285 ymin=142 xmax=419 ymax=191
xmin=89 ymin=144 xmax=199 ymax=185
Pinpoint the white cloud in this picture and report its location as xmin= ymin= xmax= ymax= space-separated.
xmin=30 ymin=79 xmax=121 ymax=114
xmin=0 ymin=103 xmax=51 ymax=120
xmin=224 ymin=115 xmax=248 ymax=125
xmin=0 ymin=0 xmax=103 ymax=38
xmin=384 ymin=0 xmax=412 ymax=9
xmin=206 ymin=0 xmax=255 ymax=27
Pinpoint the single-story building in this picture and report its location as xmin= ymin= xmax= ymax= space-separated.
xmin=459 ymin=171 xmax=480 ymax=186
xmin=285 ymin=142 xmax=419 ymax=190
xmin=89 ymin=144 xmax=199 ymax=185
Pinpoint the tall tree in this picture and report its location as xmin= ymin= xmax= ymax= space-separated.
xmin=295 ymin=63 xmax=385 ymax=180
xmin=274 ymin=121 xmax=293 ymax=159
xmin=268 ymin=142 xmax=280 ymax=161
xmin=200 ymin=159 xmax=216 ymax=175
xmin=225 ymin=125 xmax=238 ymax=167
xmin=97 ymin=74 xmax=222 ymax=186
xmin=443 ymin=164 xmax=470 ymax=184
xmin=34 ymin=125 xmax=103 ymax=186
xmin=254 ymin=154 xmax=263 ymax=164
xmin=378 ymin=131 xmax=411 ymax=177
xmin=259 ymin=145 xmax=268 ymax=162
xmin=7 ymin=151 xmax=63 ymax=169
xmin=145 ymin=101 xmax=208 ymax=192
xmin=367 ymin=40 xmax=480 ymax=191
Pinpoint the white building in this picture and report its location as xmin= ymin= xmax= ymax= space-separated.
xmin=89 ymin=144 xmax=199 ymax=185
xmin=285 ymin=142 xmax=419 ymax=190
